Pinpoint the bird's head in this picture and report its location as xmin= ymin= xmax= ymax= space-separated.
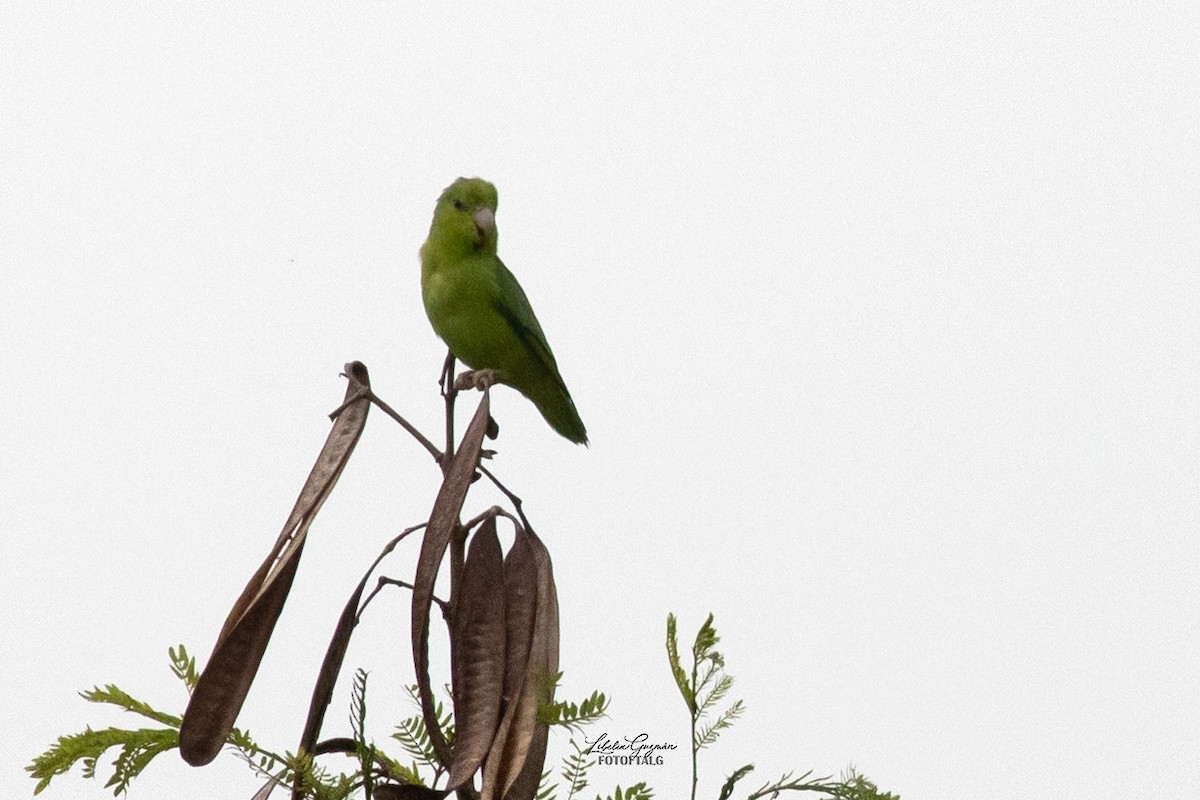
xmin=428 ymin=177 xmax=500 ymax=255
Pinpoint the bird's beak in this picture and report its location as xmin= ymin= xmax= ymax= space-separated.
xmin=473 ymin=206 xmax=495 ymax=238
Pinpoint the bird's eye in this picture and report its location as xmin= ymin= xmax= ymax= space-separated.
xmin=453 ymin=200 xmax=467 ymax=211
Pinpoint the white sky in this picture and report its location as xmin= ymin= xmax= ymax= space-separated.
xmin=3 ymin=3 xmax=1198 ymax=799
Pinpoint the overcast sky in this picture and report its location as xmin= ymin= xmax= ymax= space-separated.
xmin=3 ymin=4 xmax=1198 ymax=799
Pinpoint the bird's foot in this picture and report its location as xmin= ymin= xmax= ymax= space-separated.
xmin=453 ymin=368 xmax=497 ymax=392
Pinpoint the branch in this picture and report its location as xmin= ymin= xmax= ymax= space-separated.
xmin=330 ymin=375 xmax=443 ymax=464
xmin=362 ymin=577 xmax=450 ymax=619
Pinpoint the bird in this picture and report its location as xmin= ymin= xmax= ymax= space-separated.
xmin=420 ymin=177 xmax=588 ymax=445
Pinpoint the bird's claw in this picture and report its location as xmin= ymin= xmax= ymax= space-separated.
xmin=453 ymin=368 xmax=496 ymax=392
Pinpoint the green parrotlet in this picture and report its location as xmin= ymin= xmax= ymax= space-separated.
xmin=420 ymin=177 xmax=588 ymax=445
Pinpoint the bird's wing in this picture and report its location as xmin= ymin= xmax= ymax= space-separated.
xmin=491 ymin=257 xmax=566 ymax=379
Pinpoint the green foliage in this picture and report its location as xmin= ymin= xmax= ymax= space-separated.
xmin=667 ymin=612 xmax=746 ymax=799
xmin=714 ymin=767 xmax=901 ymax=800
xmin=540 ymin=689 xmax=609 ymax=731
xmin=534 ymin=688 xmax=609 ymax=800
xmin=79 ymin=684 xmax=182 ymax=729
xmin=834 ymin=769 xmax=902 ymax=800
xmin=27 ymin=672 xmax=188 ymax=795
xmin=687 ymin=614 xmax=745 ymax=751
xmin=556 ymin=739 xmax=595 ymax=800
xmin=667 ymin=613 xmax=746 ymax=754
xmin=742 ymin=769 xmax=853 ymax=799
xmin=30 ymin=624 xmax=900 ymax=800
xmin=390 ymin=684 xmax=452 ymax=781
xmin=28 ymin=647 xmax=359 ymax=798
xmin=717 ymin=764 xmax=755 ymax=800
xmin=282 ymin=751 xmax=336 ymax=800
xmin=226 ymin=725 xmax=287 ymax=779
xmin=665 ymin=614 xmax=900 ymax=800
xmin=168 ymin=644 xmax=199 ymax=689
xmin=28 ymin=726 xmax=178 ymax=796
xmin=665 ymin=614 xmax=693 ymax=712
xmin=597 ymin=782 xmax=654 ymax=800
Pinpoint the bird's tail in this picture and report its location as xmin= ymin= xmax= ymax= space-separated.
xmin=526 ymin=375 xmax=588 ymax=445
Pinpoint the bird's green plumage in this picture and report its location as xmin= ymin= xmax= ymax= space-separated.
xmin=420 ymin=177 xmax=588 ymax=445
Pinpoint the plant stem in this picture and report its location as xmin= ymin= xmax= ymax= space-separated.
xmin=691 ymin=645 xmax=700 ymax=800
xmin=440 ymin=350 xmax=457 ymax=474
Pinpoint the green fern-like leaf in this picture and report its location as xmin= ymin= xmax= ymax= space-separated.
xmin=372 ymin=750 xmax=425 ymax=788
xmin=692 ymin=614 xmax=719 ymax=663
xmin=741 ymin=769 xmax=862 ymax=800
xmin=540 ymin=690 xmax=609 ymax=731
xmin=833 ymin=769 xmax=902 ymax=800
xmin=391 ymin=715 xmax=453 ymax=777
xmin=694 ymin=699 xmax=744 ymax=750
xmin=79 ymin=685 xmax=182 ymax=729
xmin=168 ymin=645 xmax=199 ymax=690
xmin=247 ymin=748 xmax=361 ymax=800
xmin=717 ymin=763 xmax=754 ymax=800
xmin=559 ymin=739 xmax=595 ymax=800
xmin=227 ymin=725 xmax=289 ymax=772
xmin=599 ymin=782 xmax=654 ymax=800
xmin=694 ymin=672 xmax=734 ymax=721
xmin=401 ymin=684 xmax=455 ymax=745
xmin=536 ymin=772 xmax=558 ymax=800
xmin=28 ymin=726 xmax=179 ymax=795
xmin=665 ymin=614 xmax=694 ymax=712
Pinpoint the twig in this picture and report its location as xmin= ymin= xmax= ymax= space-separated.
xmin=461 ymin=504 xmax=522 ymax=534
xmin=309 ymin=738 xmax=416 ymax=789
xmin=361 ymin=577 xmax=450 ymax=620
xmin=327 ymin=387 xmax=371 ymax=420
xmin=331 ymin=368 xmax=443 ymax=463
xmin=476 ymin=464 xmax=533 ymax=534
xmin=440 ymin=350 xmax=457 ymax=471
xmin=352 ymin=524 xmax=427 ymax=623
